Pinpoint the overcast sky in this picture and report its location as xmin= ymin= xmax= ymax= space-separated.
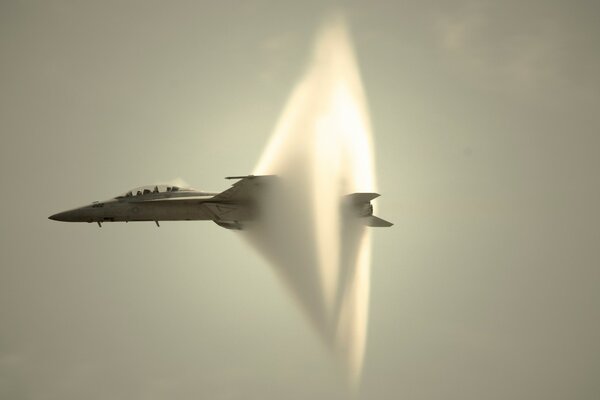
xmin=1 ymin=1 xmax=599 ymax=399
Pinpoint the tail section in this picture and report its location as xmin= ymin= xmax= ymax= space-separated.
xmin=344 ymin=192 xmax=393 ymax=228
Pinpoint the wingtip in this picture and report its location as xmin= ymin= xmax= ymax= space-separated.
xmin=225 ymin=175 xmax=255 ymax=180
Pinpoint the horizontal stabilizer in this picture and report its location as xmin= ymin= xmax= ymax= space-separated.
xmin=363 ymin=215 xmax=393 ymax=227
xmin=345 ymin=192 xmax=380 ymax=204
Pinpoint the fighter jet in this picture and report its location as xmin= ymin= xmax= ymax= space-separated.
xmin=49 ymin=175 xmax=392 ymax=229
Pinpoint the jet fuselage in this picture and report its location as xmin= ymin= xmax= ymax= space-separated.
xmin=49 ymin=176 xmax=392 ymax=229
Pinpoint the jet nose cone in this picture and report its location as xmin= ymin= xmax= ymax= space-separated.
xmin=49 ymin=211 xmax=68 ymax=221
xmin=49 ymin=208 xmax=85 ymax=222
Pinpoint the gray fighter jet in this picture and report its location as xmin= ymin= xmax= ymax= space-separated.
xmin=49 ymin=175 xmax=392 ymax=229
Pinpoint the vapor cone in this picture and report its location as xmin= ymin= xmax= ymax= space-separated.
xmin=246 ymin=17 xmax=376 ymax=386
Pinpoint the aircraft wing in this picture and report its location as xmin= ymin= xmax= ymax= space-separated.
xmin=210 ymin=175 xmax=276 ymax=203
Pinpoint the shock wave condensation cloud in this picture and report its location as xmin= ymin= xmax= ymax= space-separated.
xmin=246 ymin=17 xmax=377 ymax=387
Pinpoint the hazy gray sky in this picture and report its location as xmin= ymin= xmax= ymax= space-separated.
xmin=1 ymin=1 xmax=599 ymax=399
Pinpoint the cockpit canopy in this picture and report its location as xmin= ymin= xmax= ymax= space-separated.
xmin=116 ymin=184 xmax=194 ymax=198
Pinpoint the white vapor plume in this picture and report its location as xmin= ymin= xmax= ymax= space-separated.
xmin=245 ymin=16 xmax=376 ymax=387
